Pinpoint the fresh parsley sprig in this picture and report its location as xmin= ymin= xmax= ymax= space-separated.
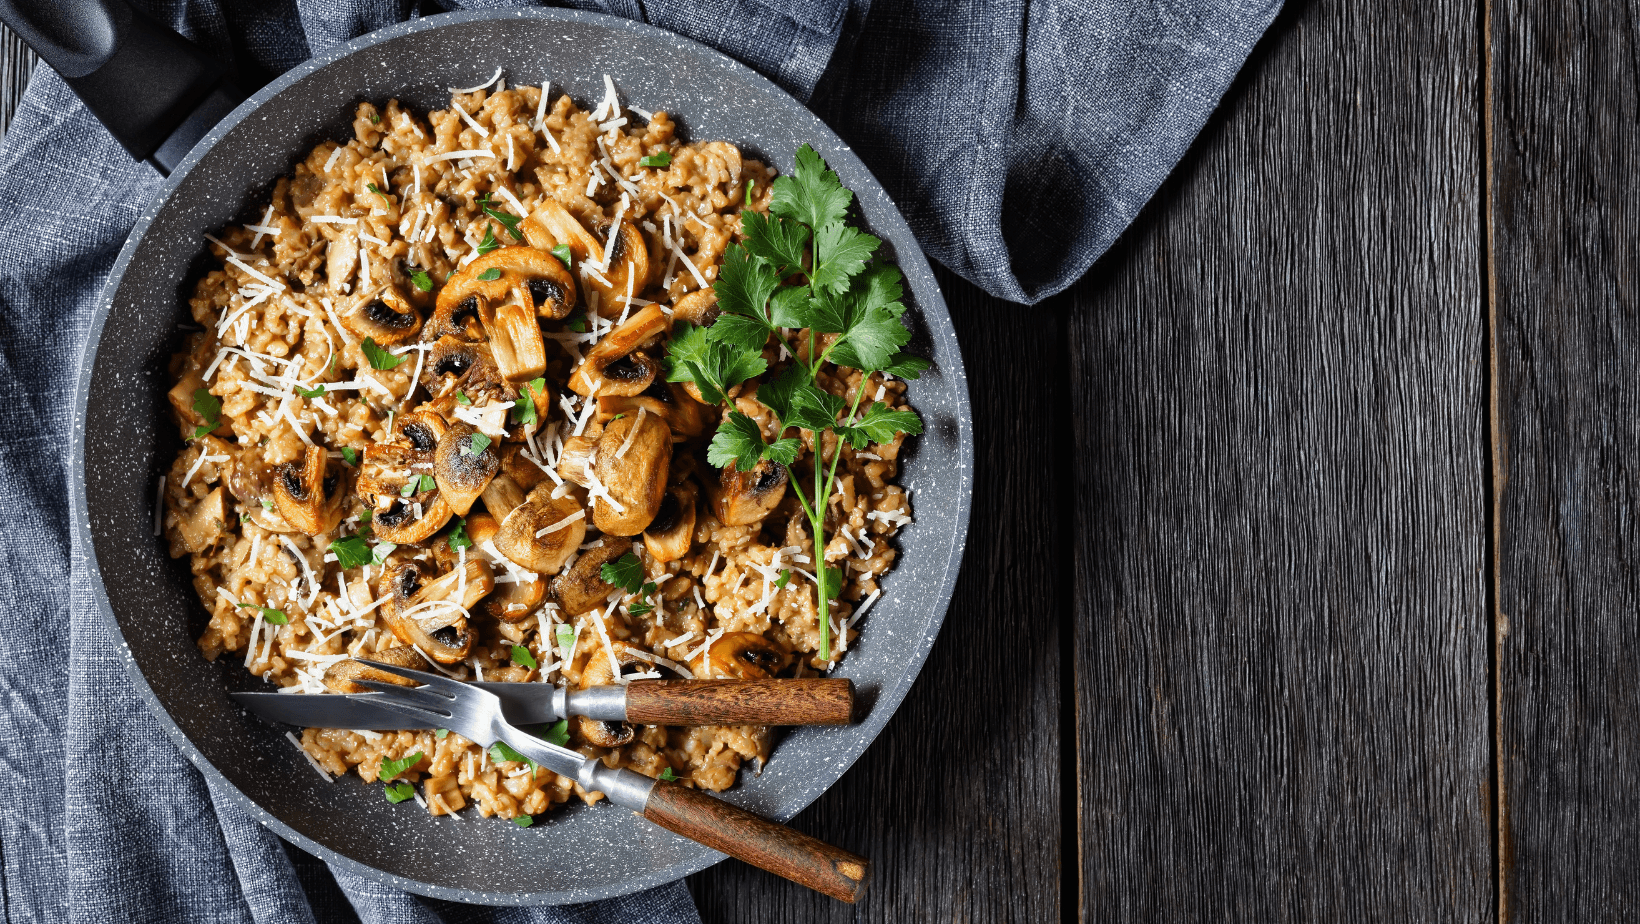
xmin=663 ymin=144 xmax=926 ymax=660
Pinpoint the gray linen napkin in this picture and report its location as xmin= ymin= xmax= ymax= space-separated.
xmin=0 ymin=0 xmax=1277 ymax=921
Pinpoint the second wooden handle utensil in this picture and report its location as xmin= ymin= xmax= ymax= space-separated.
xmin=625 ymin=679 xmax=853 ymax=726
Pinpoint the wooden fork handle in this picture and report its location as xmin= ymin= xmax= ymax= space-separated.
xmin=624 ymin=679 xmax=854 ymax=726
xmin=642 ymin=781 xmax=870 ymax=902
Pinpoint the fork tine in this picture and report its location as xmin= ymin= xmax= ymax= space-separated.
xmin=355 ymin=680 xmax=455 ymax=719
xmin=356 ymin=659 xmax=464 ymax=695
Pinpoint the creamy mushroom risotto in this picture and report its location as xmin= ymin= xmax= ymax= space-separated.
xmin=162 ymin=73 xmax=924 ymax=824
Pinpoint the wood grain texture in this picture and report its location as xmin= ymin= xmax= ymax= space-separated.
xmin=625 ymin=679 xmax=854 ymax=726
xmin=1490 ymin=1 xmax=1640 ymax=918
xmin=0 ymin=25 xmax=34 ymax=140
xmin=646 ymin=782 xmax=871 ymax=903
xmin=688 ymin=267 xmax=1070 ymax=922
xmin=1070 ymin=1 xmax=1492 ymax=920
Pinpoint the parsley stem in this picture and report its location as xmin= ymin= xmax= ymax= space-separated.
xmin=813 ymin=379 xmax=868 ymax=662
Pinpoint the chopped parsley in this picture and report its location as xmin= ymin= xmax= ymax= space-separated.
xmin=511 ymin=378 xmax=545 ymax=426
xmin=340 ymin=446 xmax=359 ymax=466
xmin=448 ymin=518 xmax=472 ymax=552
xmin=475 ymin=224 xmax=500 ymax=257
xmin=477 ymin=267 xmax=502 ymax=282
xmin=555 ymin=624 xmax=575 ymax=655
xmin=551 ymin=244 xmax=573 ymax=269
xmin=380 ymin=751 xmax=424 ymax=782
xmin=663 ymin=144 xmax=926 ymax=659
xmin=295 ymin=384 xmax=326 ymax=399
xmin=455 ymin=391 xmax=471 ymax=406
xmin=489 ymin=741 xmax=537 ymax=774
xmin=368 ymin=112 xmax=381 ymax=125
xmin=601 ymin=553 xmax=646 ymax=594
xmin=541 ymin=719 xmax=570 ymax=747
xmin=512 ymin=815 xmax=533 ymax=828
xmin=361 ymin=337 xmax=404 ymax=371
xmin=191 ymin=388 xmax=221 ymax=439
xmin=329 ymin=535 xmax=373 ymax=569
xmin=433 ymin=728 xmax=449 ymax=740
xmin=400 ymin=474 xmax=435 ymax=496
xmin=410 ymin=269 xmax=433 ymax=292
xmin=659 ymin=767 xmax=676 ymax=781
xmin=775 ymin=569 xmax=792 ymax=589
xmin=235 ymin=602 xmax=288 ymax=624
xmin=261 ymin=499 xmax=274 ymax=511
xmin=566 ymin=309 xmax=587 ymax=332
xmin=482 ymin=206 xmax=523 ymax=241
xmin=464 ymin=432 xmax=491 ymax=456
xmin=639 ymin=152 xmax=672 ymax=168
xmin=511 ymin=644 xmax=537 ymax=670
xmin=366 ymin=182 xmax=386 ymax=200
xmin=384 ymin=781 xmax=414 ymax=803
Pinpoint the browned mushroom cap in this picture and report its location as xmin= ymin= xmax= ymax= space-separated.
xmin=495 ymin=483 xmax=587 ymax=574
xmin=669 ymin=288 xmax=719 ymax=326
xmin=597 ymin=381 xmax=707 ymax=439
xmin=529 ymin=200 xmax=603 ymax=269
xmin=478 ymin=295 xmax=547 ymax=384
xmin=556 ymin=434 xmax=596 ymax=488
xmin=395 ymin=409 xmax=447 ymax=453
xmin=690 ymin=631 xmax=790 ymax=680
xmin=589 ymin=410 xmax=671 ymax=536
xmin=322 ymin=646 xmax=424 ymax=693
xmin=420 ymin=336 xmax=515 ymax=405
xmin=574 ymin=643 xmax=645 ymax=746
xmin=586 ymin=220 xmax=652 ymax=316
xmin=568 ymin=305 xmax=669 ymax=397
xmin=341 ymin=284 xmax=422 ymax=346
xmin=713 ymin=458 xmax=788 ymax=527
xmin=224 ymin=454 xmax=300 ymax=534
xmin=498 ymin=443 xmax=549 ymax=493
xmin=379 ymin=558 xmax=494 ymax=664
xmin=174 ymin=485 xmax=231 ymax=553
xmin=642 ymin=479 xmax=698 ymax=563
xmin=432 ymin=253 xmax=512 ymax=339
xmin=461 ymin=514 xmax=548 ymax=622
xmin=271 ymin=445 xmax=346 ymax=536
xmin=357 ymin=448 xmax=453 ymax=543
xmin=433 ymin=422 xmax=499 ymax=517
xmin=480 ymin=472 xmax=528 ymax=521
xmin=550 ymin=536 xmax=632 ymax=615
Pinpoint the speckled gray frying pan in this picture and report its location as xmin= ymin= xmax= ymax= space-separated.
xmin=52 ymin=7 xmax=971 ymax=905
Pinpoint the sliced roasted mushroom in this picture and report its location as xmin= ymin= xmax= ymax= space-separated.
xmin=587 ymin=220 xmax=652 ymax=315
xmin=326 ymin=229 xmax=359 ymax=293
xmin=341 ymin=284 xmax=422 ymax=345
xmin=420 ymin=335 xmax=513 ymax=402
xmin=461 ymin=514 xmax=548 ymax=622
xmin=499 ymin=442 xmax=549 ymax=492
xmin=480 ymin=472 xmax=528 ymax=521
xmin=494 ymin=482 xmax=587 ymax=574
xmin=529 ymin=199 xmax=604 ymax=270
xmin=574 ymin=642 xmax=645 ymax=747
xmin=174 ymin=486 xmax=230 ymax=553
xmin=322 ymin=646 xmax=424 ymax=693
xmin=433 ymin=422 xmax=499 ymax=516
xmin=550 ymin=536 xmax=632 ymax=615
xmin=478 ymin=294 xmax=547 ymax=383
xmin=642 ymin=480 xmax=698 ymax=563
xmin=439 ymin=245 xmax=578 ymax=327
xmin=379 ymin=558 xmax=493 ymax=664
xmin=271 ymin=445 xmax=345 ymax=536
xmin=598 ymin=381 xmax=707 ymax=439
xmin=713 ymin=458 xmax=787 ymax=527
xmin=395 ymin=409 xmax=447 ymax=453
xmin=568 ymin=305 xmax=669 ymax=396
xmin=223 ymin=454 xmax=298 ymax=534
xmin=588 ymin=409 xmax=671 ymax=535
xmin=358 ymin=449 xmax=452 ymax=543
xmin=670 ymin=288 xmax=719 ymax=326
xmin=557 ymin=434 xmax=597 ymax=487
xmin=691 ymin=631 xmax=790 ymax=680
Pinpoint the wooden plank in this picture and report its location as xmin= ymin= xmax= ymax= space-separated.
xmin=1069 ymin=1 xmax=1492 ymax=920
xmin=1490 ymin=1 xmax=1640 ymax=919
xmin=0 ymin=25 xmax=34 ymax=139
xmin=688 ymin=267 xmax=1070 ymax=921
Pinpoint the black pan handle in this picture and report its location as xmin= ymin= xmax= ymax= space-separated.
xmin=0 ymin=0 xmax=243 ymax=173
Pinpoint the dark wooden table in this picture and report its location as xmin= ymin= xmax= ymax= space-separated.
xmin=7 ymin=0 xmax=1636 ymax=917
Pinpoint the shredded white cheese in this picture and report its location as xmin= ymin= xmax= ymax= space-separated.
xmin=451 ymin=99 xmax=490 ymax=138
xmin=450 ymin=67 xmax=503 ymax=94
xmin=533 ymin=508 xmax=586 ymax=537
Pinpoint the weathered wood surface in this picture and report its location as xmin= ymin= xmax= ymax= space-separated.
xmin=1490 ymin=1 xmax=1640 ymax=920
xmin=1069 ymin=0 xmax=1493 ymax=919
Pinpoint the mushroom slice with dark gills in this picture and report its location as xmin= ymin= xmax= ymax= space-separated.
xmin=393 ymin=408 xmax=447 ymax=453
xmin=271 ymin=445 xmax=346 ymax=536
xmin=669 ymin=288 xmax=719 ymax=327
xmin=438 ymin=245 xmax=578 ymax=330
xmin=586 ymin=409 xmax=671 ymax=536
xmin=433 ymin=421 xmax=499 ymax=516
xmin=322 ymin=646 xmax=424 ymax=693
xmin=379 ymin=558 xmax=494 ymax=664
xmin=340 ymin=284 xmax=422 ymax=346
xmin=224 ymin=454 xmax=300 ymax=534
xmin=713 ymin=458 xmax=788 ymax=527
xmin=574 ymin=643 xmax=647 ymax=747
xmin=550 ymin=536 xmax=632 ymax=615
xmin=691 ymin=631 xmax=790 ymax=680
xmin=494 ymin=482 xmax=587 ymax=575
xmin=358 ymin=444 xmax=453 ymax=544
xmin=526 ymin=199 xmax=654 ymax=315
xmin=568 ymin=305 xmax=668 ymax=397
xmin=420 ymin=335 xmax=513 ymax=403
xmin=456 ymin=513 xmax=547 ymax=623
xmin=598 ymin=380 xmax=707 ymax=439
xmin=642 ymin=479 xmax=698 ymax=564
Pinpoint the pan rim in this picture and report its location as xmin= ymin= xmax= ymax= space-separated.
xmin=68 ymin=5 xmax=973 ymax=905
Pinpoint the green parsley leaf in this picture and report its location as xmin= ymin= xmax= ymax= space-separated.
xmin=464 ymin=432 xmax=491 ymax=456
xmin=556 ymin=624 xmax=576 ymax=657
xmin=663 ymin=322 xmax=767 ymax=404
xmin=883 ymin=353 xmax=931 ymax=380
xmin=482 ymin=206 xmax=523 ymax=241
xmin=380 ymin=751 xmax=424 ymax=782
xmin=455 ymin=391 xmax=471 ymax=406
xmin=775 ymin=569 xmax=792 ymax=589
xmin=433 ymin=728 xmax=449 ymax=740
xmin=707 ymin=411 xmax=770 ymax=472
xmin=477 ymin=267 xmax=502 ymax=282
xmin=384 ymin=781 xmax=415 ymax=803
xmin=369 ymin=112 xmax=381 ymax=124
xmin=769 ymin=143 xmax=852 ymax=233
xmin=488 ymin=741 xmax=536 ymax=772
xmin=261 ymin=499 xmax=274 ymax=511
xmin=295 ymin=384 xmax=326 ymax=399
xmin=551 ymin=244 xmax=573 ymax=269
xmin=628 ymin=600 xmax=654 ymax=616
xmin=819 ymin=566 xmax=844 ymax=602
xmin=838 ymin=401 xmax=924 ymax=449
xmin=361 ymin=337 xmax=404 ymax=370
xmin=191 ymin=388 xmax=221 ymax=438
xmin=329 ymin=536 xmax=373 ymax=569
xmin=600 ymin=552 xmax=646 ymax=594
xmin=741 ymin=211 xmax=808 ymax=277
xmin=400 ymin=480 xmax=417 ymax=497
xmin=543 ymin=719 xmax=570 ymax=747
xmin=610 ymin=413 xmax=625 ymax=421
xmin=448 ymin=517 xmax=472 ymax=552
xmin=763 ymin=437 xmax=802 ymax=466
xmin=358 ymin=509 xmax=372 ymax=524
xmin=340 ymin=446 xmax=359 ymax=466
xmin=639 ymin=152 xmax=672 ymax=168
xmin=476 ymin=224 xmax=500 ymax=257
xmin=715 ymin=245 xmax=781 ymax=328
xmin=511 ymin=644 xmax=538 ymax=670
xmin=745 ymin=179 xmax=754 ymax=206
xmin=410 ymin=269 xmax=434 ymax=292
xmin=235 ymin=602 xmax=288 ymax=624
xmin=660 ymin=767 xmax=676 ymax=781
xmin=366 ymin=182 xmax=387 ymax=200
xmin=512 ymin=815 xmax=534 ymax=828
xmin=766 ymin=286 xmax=811 ymax=329
xmin=510 ymin=378 xmax=544 ymax=426
xmin=371 ymin=541 xmax=396 ymax=565
xmin=811 ymin=223 xmax=880 ymax=295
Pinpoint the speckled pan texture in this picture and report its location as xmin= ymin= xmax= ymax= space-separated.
xmin=68 ymin=8 xmax=972 ymax=906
